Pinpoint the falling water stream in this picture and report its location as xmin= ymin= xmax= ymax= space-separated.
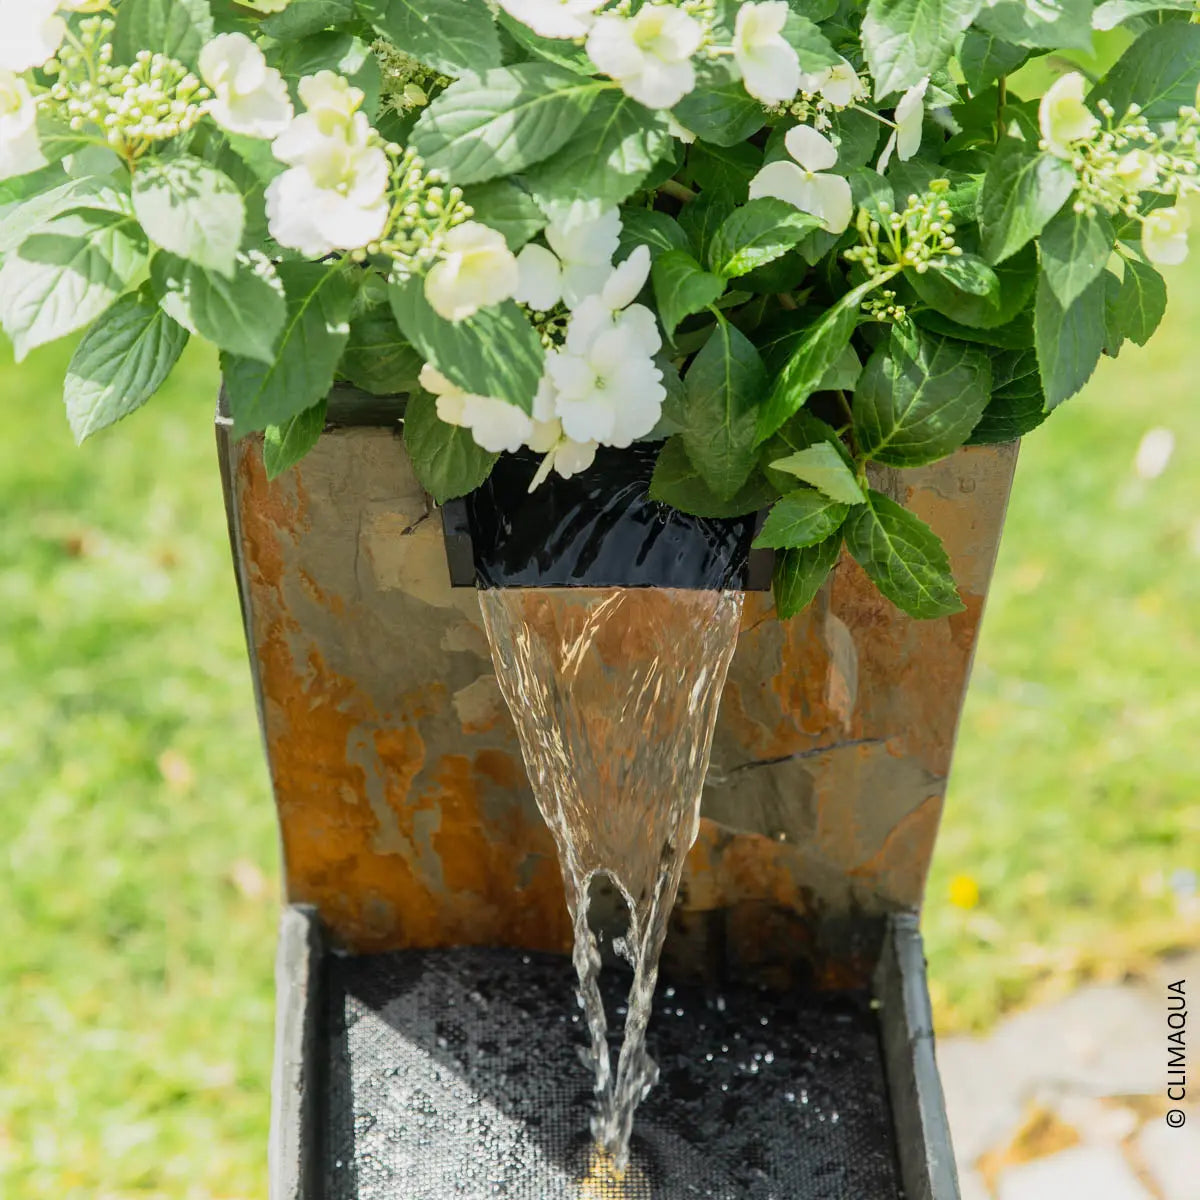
xmin=479 ymin=585 xmax=745 ymax=1174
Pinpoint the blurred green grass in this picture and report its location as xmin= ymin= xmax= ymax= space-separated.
xmin=1 ymin=258 xmax=1198 ymax=1195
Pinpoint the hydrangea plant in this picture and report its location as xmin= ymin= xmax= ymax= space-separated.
xmin=2 ymin=0 xmax=1198 ymax=619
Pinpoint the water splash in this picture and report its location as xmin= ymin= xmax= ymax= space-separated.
xmin=479 ymin=586 xmax=744 ymax=1170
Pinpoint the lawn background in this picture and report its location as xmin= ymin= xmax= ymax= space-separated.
xmin=2 ymin=268 xmax=1198 ymax=1197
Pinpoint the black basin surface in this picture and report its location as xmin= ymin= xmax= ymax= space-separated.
xmin=443 ymin=444 xmax=773 ymax=591
xmin=321 ymin=947 xmax=903 ymax=1200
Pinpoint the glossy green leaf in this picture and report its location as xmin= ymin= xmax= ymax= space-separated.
xmin=707 ymin=198 xmax=823 ymax=279
xmin=389 ymin=275 xmax=543 ymax=412
xmin=1039 ymin=207 xmax=1114 ymax=308
xmin=263 ymin=398 xmax=328 ymax=480
xmin=844 ymin=490 xmax=964 ymax=619
xmin=769 ymin=442 xmax=865 ymax=505
xmin=403 ymin=389 xmax=497 ymax=502
xmin=753 ymin=488 xmax=849 ymax=550
xmin=1093 ymin=22 xmax=1200 ymax=120
xmin=1034 ymin=271 xmax=1106 ymax=410
xmin=773 ymin=533 xmax=843 ymax=619
xmin=113 ymin=0 xmax=214 ymax=69
xmin=680 ymin=319 xmax=766 ymax=500
xmin=132 ymin=156 xmax=244 ymax=278
xmin=0 ymin=209 xmax=148 ymax=361
xmin=651 ymin=250 xmax=726 ymax=338
xmin=649 ymin=436 xmax=775 ymax=518
xmin=64 ymin=287 xmax=188 ymax=443
xmin=854 ymin=324 xmax=992 ymax=466
xmin=979 ymin=138 xmax=1076 ymax=264
xmin=409 ymin=65 xmax=606 ymax=185
xmin=862 ymin=0 xmax=984 ymax=97
xmin=358 ymin=0 xmax=500 ymax=77
xmin=967 ymin=348 xmax=1048 ymax=444
xmin=222 ymin=262 xmax=354 ymax=437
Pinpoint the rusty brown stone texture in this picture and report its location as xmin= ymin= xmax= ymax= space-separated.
xmin=219 ymin=419 xmax=1016 ymax=976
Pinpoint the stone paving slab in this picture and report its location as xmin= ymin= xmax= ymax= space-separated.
xmin=994 ymin=1145 xmax=1152 ymax=1200
xmin=937 ymin=957 xmax=1199 ymax=1199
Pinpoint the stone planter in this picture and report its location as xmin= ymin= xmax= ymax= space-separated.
xmin=217 ymin=387 xmax=1017 ymax=1199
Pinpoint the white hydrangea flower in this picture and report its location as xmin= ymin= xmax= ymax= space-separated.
xmin=513 ymin=208 xmax=621 ymax=310
xmin=877 ymin=77 xmax=927 ymax=172
xmin=497 ymin=0 xmax=606 ymax=39
xmin=0 ymin=69 xmax=47 ymax=182
xmin=586 ymin=5 xmax=703 ymax=109
xmin=1142 ymin=205 xmax=1190 ymax=267
xmin=199 ymin=33 xmax=293 ymax=140
xmin=546 ymin=330 xmax=665 ymax=447
xmin=546 ymin=246 xmax=664 ymax=447
xmin=424 ymin=221 xmax=520 ymax=322
xmin=749 ymin=124 xmax=852 ymax=234
xmin=1039 ymin=72 xmax=1099 ymax=159
xmin=420 ymin=364 xmax=535 ymax=454
xmin=798 ymin=58 xmax=864 ymax=108
xmin=1114 ymin=148 xmax=1158 ymax=191
xmin=267 ymin=78 xmax=390 ymax=257
xmin=0 ymin=0 xmax=66 ymax=73
xmin=526 ymin=374 xmax=598 ymax=490
xmin=733 ymin=2 xmax=800 ymax=106
xmin=668 ymin=113 xmax=697 ymax=144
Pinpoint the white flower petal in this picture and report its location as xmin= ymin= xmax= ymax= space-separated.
xmin=459 ymin=394 xmax=534 ymax=453
xmin=1142 ymin=206 xmax=1190 ymax=267
xmin=514 ymin=243 xmax=564 ymax=311
xmin=266 ymin=170 xmax=337 ymax=258
xmin=0 ymin=0 xmax=65 ymax=72
xmin=201 ymin=33 xmax=294 ymax=139
xmin=498 ymin=0 xmax=607 ymax=40
xmin=894 ymin=77 xmax=928 ymax=162
xmin=0 ymin=70 xmax=46 ymax=181
xmin=750 ymin=159 xmax=820 ymax=209
xmin=809 ymin=172 xmax=853 ymax=234
xmin=820 ymin=60 xmax=863 ymax=108
xmin=425 ymin=222 xmax=520 ymax=322
xmin=1039 ymin=71 xmax=1099 ymax=159
xmin=601 ymin=245 xmax=651 ymax=310
xmin=784 ymin=124 xmax=839 ymax=172
xmin=734 ymin=2 xmax=799 ymax=105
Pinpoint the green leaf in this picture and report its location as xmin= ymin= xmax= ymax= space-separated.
xmin=781 ymin=12 xmax=842 ymax=71
xmin=845 ymin=491 xmax=964 ymax=619
xmin=754 ymin=489 xmax=849 ymax=550
xmin=403 ymin=388 xmax=498 ymax=503
xmin=967 ymin=348 xmax=1048 ymax=443
xmin=672 ymin=65 xmax=765 ymax=147
xmin=862 ymin=0 xmax=983 ymax=98
xmin=1092 ymin=22 xmax=1200 ymax=121
xmin=909 ymin=242 xmax=1036 ymax=330
xmin=270 ymin=32 xmax=382 ymax=118
xmin=63 ymin=287 xmax=188 ymax=443
xmin=1093 ymin=1 xmax=1197 ymax=32
xmin=617 ymin=208 xmax=690 ymax=260
xmin=678 ymin=193 xmax=735 ymax=265
xmin=686 ymin=141 xmax=762 ymax=199
xmin=1038 ymin=206 xmax=1114 ymax=308
xmin=222 ymin=262 xmax=354 ymax=437
xmin=1105 ymin=256 xmax=1167 ymax=349
xmin=974 ymin=0 xmax=1094 ymax=51
xmin=261 ymin=0 xmax=354 ymax=38
xmin=132 ymin=156 xmax=244 ymax=278
xmin=854 ymin=324 xmax=991 ymax=466
xmin=409 ymin=64 xmax=605 ymax=185
xmin=978 ymin=138 xmax=1075 ymax=264
xmin=358 ymin=0 xmax=500 ymax=77
xmin=150 ymin=251 xmax=285 ymax=364
xmin=1034 ymin=271 xmax=1105 ymax=411
xmin=651 ymin=250 xmax=726 ymax=338
xmin=773 ymin=533 xmax=843 ymax=619
xmin=959 ymin=29 xmax=1029 ymax=93
xmin=680 ymin=319 xmax=766 ymax=500
xmin=0 ymin=210 xmax=148 ymax=361
xmin=0 ymin=175 xmax=132 ymax=257
xmin=524 ymin=91 xmax=670 ymax=216
xmin=389 ymin=275 xmax=542 ymax=411
xmin=649 ymin=436 xmax=775 ymax=518
xmin=769 ymin=442 xmax=866 ymax=505
xmin=755 ymin=277 xmax=878 ymax=444
xmin=706 ymin=198 xmax=823 ymax=279
xmin=759 ymin=409 xmax=846 ymax=492
xmin=460 ymin=179 xmax=546 ymax=251
xmin=339 ymin=306 xmax=424 ymax=395
xmin=113 ymin=0 xmax=214 ymax=68
xmin=263 ymin=399 xmax=328 ymax=480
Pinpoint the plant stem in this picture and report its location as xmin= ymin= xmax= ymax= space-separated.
xmin=659 ymin=179 xmax=696 ymax=203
